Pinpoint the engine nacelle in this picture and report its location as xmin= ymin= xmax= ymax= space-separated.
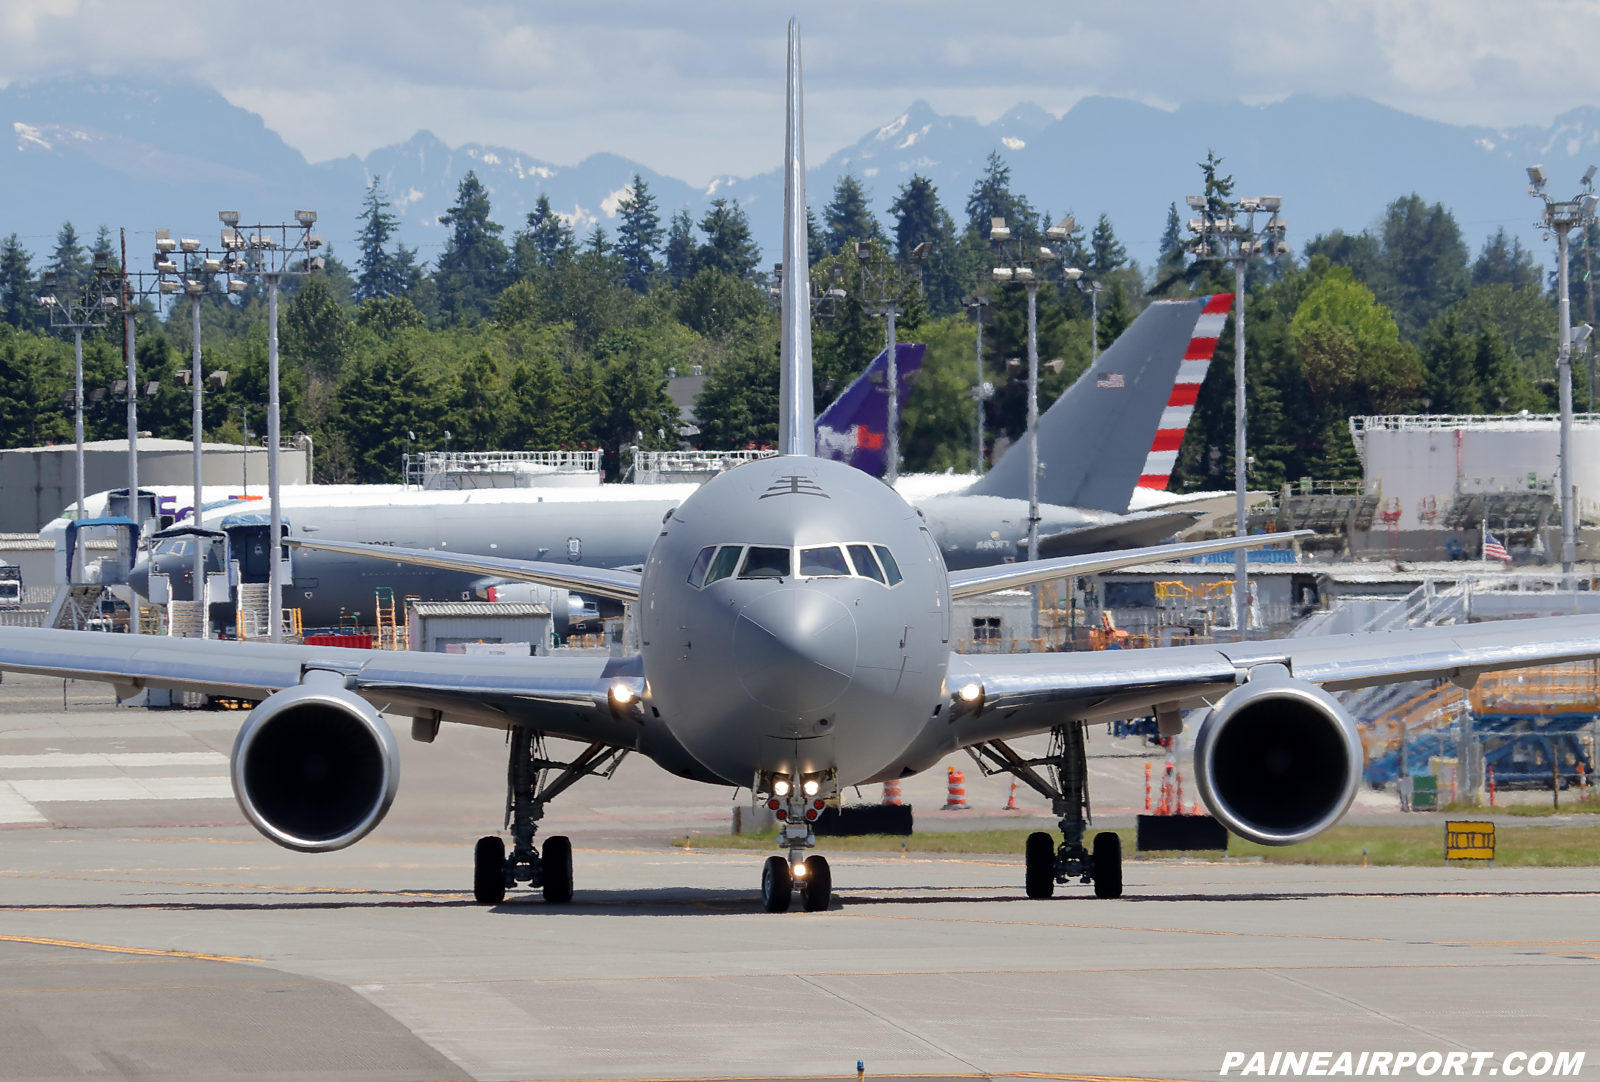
xmin=1192 ymin=668 xmax=1362 ymax=846
xmin=231 ymin=673 xmax=400 ymax=852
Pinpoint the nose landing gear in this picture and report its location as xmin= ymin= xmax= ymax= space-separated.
xmin=969 ymin=723 xmax=1124 ymax=899
xmin=754 ymin=772 xmax=835 ymax=912
xmin=472 ymin=726 xmax=627 ymax=905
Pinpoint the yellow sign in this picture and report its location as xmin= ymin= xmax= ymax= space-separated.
xmin=1445 ymin=820 xmax=1495 ymax=861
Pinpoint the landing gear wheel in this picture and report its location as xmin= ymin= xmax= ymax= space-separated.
xmin=1092 ymin=831 xmax=1123 ymax=899
xmin=473 ymin=836 xmax=506 ymax=905
xmin=761 ymin=855 xmax=793 ymax=912
xmin=541 ymin=836 xmax=573 ymax=904
xmin=1025 ymin=831 xmax=1056 ymax=899
xmin=800 ymin=855 xmax=832 ymax=911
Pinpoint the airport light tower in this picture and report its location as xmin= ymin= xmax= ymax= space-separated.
xmin=38 ymin=252 xmax=121 ymax=523
xmin=1185 ymin=193 xmax=1288 ymax=631
xmin=962 ymin=295 xmax=992 ymax=475
xmin=989 ymin=216 xmax=1081 ymax=563
xmin=1527 ymin=165 xmax=1598 ymax=584
xmin=857 ymin=240 xmax=929 ymax=486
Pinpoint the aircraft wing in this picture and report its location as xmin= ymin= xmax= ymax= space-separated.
xmin=0 ymin=626 xmax=642 ymax=747
xmin=290 ymin=538 xmax=642 ymax=602
xmin=946 ymin=532 xmax=1310 ymax=600
xmin=945 ymin=614 xmax=1600 ymax=746
xmin=1035 ymin=510 xmax=1201 ymax=558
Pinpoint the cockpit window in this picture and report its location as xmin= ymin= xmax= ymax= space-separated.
xmin=873 ymin=545 xmax=903 ymax=585
xmin=704 ymin=545 xmax=742 ymax=585
xmin=739 ymin=546 xmax=791 ymax=579
xmin=688 ymin=546 xmax=717 ymax=587
xmin=799 ymin=546 xmax=850 ymax=577
xmin=157 ymin=540 xmax=189 ymax=557
xmin=847 ymin=544 xmax=885 ymax=584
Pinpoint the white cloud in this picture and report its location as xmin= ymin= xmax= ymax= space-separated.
xmin=2 ymin=2 xmax=1600 ymax=184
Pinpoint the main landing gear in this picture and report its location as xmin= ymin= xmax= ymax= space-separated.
xmin=472 ymin=726 xmax=628 ymax=906
xmin=754 ymin=771 xmax=834 ymax=912
xmin=968 ymin=723 xmax=1123 ymax=900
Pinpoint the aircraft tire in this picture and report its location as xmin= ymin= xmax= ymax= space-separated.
xmin=1092 ymin=831 xmax=1123 ymax=899
xmin=800 ymin=855 xmax=831 ymax=911
xmin=1025 ymin=831 xmax=1056 ymax=899
xmin=542 ymin=836 xmax=574 ymax=904
xmin=761 ymin=856 xmax=792 ymax=912
xmin=474 ymin=836 xmax=506 ymax=905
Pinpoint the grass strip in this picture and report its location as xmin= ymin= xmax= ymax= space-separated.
xmin=674 ymin=825 xmax=1600 ymax=866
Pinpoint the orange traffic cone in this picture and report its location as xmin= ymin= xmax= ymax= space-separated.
xmin=881 ymin=780 xmax=902 ymax=806
xmin=1005 ymin=777 xmax=1018 ymax=809
xmin=943 ymin=766 xmax=969 ymax=810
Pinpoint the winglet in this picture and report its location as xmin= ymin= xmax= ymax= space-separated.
xmin=778 ymin=17 xmax=814 ymax=457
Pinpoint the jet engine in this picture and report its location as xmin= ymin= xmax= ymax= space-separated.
xmin=231 ymin=673 xmax=399 ymax=852
xmin=1192 ymin=666 xmax=1362 ymax=846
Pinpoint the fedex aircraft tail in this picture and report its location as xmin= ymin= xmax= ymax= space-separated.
xmin=968 ymin=293 xmax=1230 ymax=513
xmin=815 ymin=343 xmax=925 ymax=476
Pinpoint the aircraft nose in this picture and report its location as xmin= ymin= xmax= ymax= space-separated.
xmin=733 ymin=589 xmax=857 ymax=713
xmin=128 ymin=559 xmax=149 ymax=598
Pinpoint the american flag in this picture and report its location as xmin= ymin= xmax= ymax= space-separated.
xmin=1483 ymin=533 xmax=1511 ymax=562
xmin=1096 ymin=373 xmax=1125 ymax=388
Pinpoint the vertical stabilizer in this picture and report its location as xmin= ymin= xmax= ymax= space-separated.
xmin=778 ymin=18 xmax=814 ymax=456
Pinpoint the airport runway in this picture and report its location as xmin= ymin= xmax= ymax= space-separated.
xmin=2 ymin=678 xmax=1598 ymax=1081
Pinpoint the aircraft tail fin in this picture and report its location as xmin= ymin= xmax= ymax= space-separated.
xmin=815 ymin=343 xmax=925 ymax=476
xmin=969 ymin=293 xmax=1231 ymax=512
xmin=777 ymin=18 xmax=813 ymax=456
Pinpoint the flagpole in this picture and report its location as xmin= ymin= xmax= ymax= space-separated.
xmin=1481 ymin=513 xmax=1487 ymax=566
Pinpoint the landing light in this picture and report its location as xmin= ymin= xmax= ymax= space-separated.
xmin=958 ymin=683 xmax=983 ymax=702
xmin=609 ymin=683 xmax=635 ymax=705
xmin=793 ymin=863 xmax=807 ymax=877
xmin=802 ymin=779 xmax=819 ymax=796
xmin=773 ymin=779 xmax=791 ymax=797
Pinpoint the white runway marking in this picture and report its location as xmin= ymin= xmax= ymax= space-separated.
xmin=0 ymin=752 xmax=228 ymax=770
xmin=9 ymin=777 xmax=234 ymax=803
xmin=0 ymin=781 xmax=47 ymax=823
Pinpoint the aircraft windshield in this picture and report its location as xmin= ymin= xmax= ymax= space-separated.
xmin=799 ymin=546 xmax=849 ymax=577
xmin=739 ymin=547 xmax=791 ymax=579
xmin=692 ymin=542 xmax=901 ymax=587
xmin=156 ymin=540 xmax=189 ymax=557
xmin=688 ymin=546 xmax=717 ymax=587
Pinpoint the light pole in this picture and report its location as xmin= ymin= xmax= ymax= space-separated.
xmin=219 ymin=211 xmax=324 ymax=642
xmin=963 ymin=295 xmax=991 ymax=474
xmin=1527 ymin=165 xmax=1598 ymax=584
xmin=1078 ymin=279 xmax=1105 ymax=365
xmin=988 ymin=216 xmax=1081 ymax=563
xmin=857 ymin=240 xmax=929 ymax=485
xmin=38 ymin=254 xmax=119 ymax=524
xmin=1185 ymin=193 xmax=1288 ymax=632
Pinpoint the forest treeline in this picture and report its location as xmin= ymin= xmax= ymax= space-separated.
xmin=0 ymin=151 xmax=1593 ymax=491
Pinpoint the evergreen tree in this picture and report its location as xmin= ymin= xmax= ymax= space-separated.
xmin=1088 ymin=214 xmax=1127 ymax=275
xmin=665 ymin=207 xmax=696 ymax=286
xmin=695 ymin=199 xmax=761 ymax=280
xmin=434 ymin=170 xmax=510 ymax=324
xmin=1472 ymin=227 xmax=1541 ymax=291
xmin=890 ymin=175 xmax=941 ymax=261
xmin=1158 ymin=203 xmax=1184 ymax=266
xmin=281 ymin=276 xmax=354 ymax=379
xmin=354 ymin=176 xmax=417 ymax=301
xmin=514 ymin=194 xmax=574 ymax=277
xmin=354 ymin=295 xmax=426 ymax=340
xmin=806 ymin=206 xmax=826 ymax=267
xmin=693 ymin=340 xmax=779 ymax=448
xmin=1097 ymin=278 xmax=1134 ymax=351
xmin=824 ymin=174 xmax=884 ymax=254
xmin=0 ymin=234 xmax=35 ymax=329
xmin=965 ymin=152 xmax=1034 ymax=238
xmin=1198 ymin=151 xmax=1234 ymax=222
xmin=615 ymin=174 xmax=662 ymax=293
xmin=51 ymin=222 xmax=89 ymax=302
xmin=1422 ymin=312 xmax=1483 ymax=414
xmin=503 ymin=352 xmax=571 ymax=450
xmin=336 ymin=340 xmax=446 ymax=481
xmin=1379 ymin=194 xmax=1469 ymax=339
xmin=587 ymin=225 xmax=610 ymax=257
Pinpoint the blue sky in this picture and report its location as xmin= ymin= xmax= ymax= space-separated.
xmin=3 ymin=1 xmax=1599 ymax=183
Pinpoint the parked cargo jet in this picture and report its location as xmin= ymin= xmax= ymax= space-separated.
xmin=7 ymin=23 xmax=1599 ymax=912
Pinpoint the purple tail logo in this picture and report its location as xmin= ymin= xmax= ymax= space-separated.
xmin=814 ymin=343 xmax=925 ymax=476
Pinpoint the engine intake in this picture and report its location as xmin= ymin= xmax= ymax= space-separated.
xmin=231 ymin=673 xmax=399 ymax=852
xmin=1193 ymin=668 xmax=1362 ymax=846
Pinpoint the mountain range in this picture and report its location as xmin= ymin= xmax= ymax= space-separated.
xmin=5 ymin=77 xmax=1600 ymax=278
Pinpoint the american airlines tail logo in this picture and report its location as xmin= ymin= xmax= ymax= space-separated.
xmin=759 ymin=475 xmax=831 ymax=499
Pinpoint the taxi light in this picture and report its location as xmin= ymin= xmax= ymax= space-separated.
xmin=805 ymin=809 xmax=818 ymax=820
xmin=768 ymin=799 xmax=780 ymax=811
xmin=958 ymin=683 xmax=983 ymax=702
xmin=813 ymin=799 xmax=825 ymax=810
xmin=773 ymin=779 xmax=791 ymax=797
xmin=802 ymin=779 xmax=819 ymax=796
xmin=609 ymin=683 xmax=635 ymax=705
xmin=776 ymin=810 xmax=788 ymax=821
xmin=793 ymin=862 xmax=807 ymax=876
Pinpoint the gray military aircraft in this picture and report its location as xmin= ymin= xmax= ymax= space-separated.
xmin=5 ymin=22 xmax=1600 ymax=912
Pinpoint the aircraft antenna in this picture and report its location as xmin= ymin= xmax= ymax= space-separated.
xmin=778 ymin=17 xmax=814 ymax=456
